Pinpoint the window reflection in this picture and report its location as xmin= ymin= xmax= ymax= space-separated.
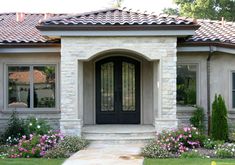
xmin=8 ymin=66 xmax=30 ymax=108
xmin=177 ymin=64 xmax=197 ymax=105
xmin=33 ymin=66 xmax=55 ymax=108
xmin=8 ymin=65 xmax=56 ymax=109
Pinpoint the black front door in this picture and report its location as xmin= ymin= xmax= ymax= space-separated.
xmin=96 ymin=56 xmax=140 ymax=124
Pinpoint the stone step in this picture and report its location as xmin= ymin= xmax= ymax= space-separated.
xmin=82 ymin=125 xmax=156 ymax=144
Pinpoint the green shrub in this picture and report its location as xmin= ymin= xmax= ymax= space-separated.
xmin=215 ymin=143 xmax=235 ymax=158
xmin=2 ymin=111 xmax=26 ymax=145
xmin=190 ymin=106 xmax=205 ymax=133
xmin=211 ymin=94 xmax=229 ymax=141
xmin=141 ymin=141 xmax=171 ymax=158
xmin=44 ymin=146 xmax=69 ymax=159
xmin=180 ymin=150 xmax=203 ymax=158
xmin=202 ymin=138 xmax=224 ymax=149
xmin=24 ymin=117 xmax=51 ymax=136
xmin=58 ymin=136 xmax=89 ymax=153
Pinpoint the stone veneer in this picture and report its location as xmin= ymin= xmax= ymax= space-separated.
xmin=60 ymin=36 xmax=178 ymax=135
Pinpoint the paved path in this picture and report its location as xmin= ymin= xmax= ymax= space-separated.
xmin=63 ymin=143 xmax=144 ymax=165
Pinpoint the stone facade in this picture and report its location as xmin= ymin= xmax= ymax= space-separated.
xmin=60 ymin=36 xmax=178 ymax=135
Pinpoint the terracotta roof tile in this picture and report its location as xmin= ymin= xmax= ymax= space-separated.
xmin=0 ymin=9 xmax=234 ymax=46
xmin=0 ymin=13 xmax=63 ymax=43
xmin=42 ymin=8 xmax=195 ymax=25
xmin=187 ymin=20 xmax=235 ymax=44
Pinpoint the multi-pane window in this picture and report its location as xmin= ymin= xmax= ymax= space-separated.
xmin=232 ymin=73 xmax=235 ymax=108
xmin=177 ymin=64 xmax=197 ymax=105
xmin=8 ymin=65 xmax=56 ymax=109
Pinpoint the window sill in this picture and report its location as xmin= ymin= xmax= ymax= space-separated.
xmin=177 ymin=105 xmax=197 ymax=112
xmin=0 ymin=109 xmax=61 ymax=114
xmin=228 ymin=110 xmax=235 ymax=114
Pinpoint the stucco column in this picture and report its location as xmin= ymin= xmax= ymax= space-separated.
xmin=154 ymin=49 xmax=178 ymax=133
xmin=60 ymin=43 xmax=83 ymax=136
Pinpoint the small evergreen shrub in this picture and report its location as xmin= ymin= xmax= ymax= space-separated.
xmin=190 ymin=106 xmax=205 ymax=133
xmin=141 ymin=140 xmax=171 ymax=158
xmin=2 ymin=111 xmax=26 ymax=145
xmin=58 ymin=136 xmax=88 ymax=153
xmin=211 ymin=94 xmax=229 ymax=141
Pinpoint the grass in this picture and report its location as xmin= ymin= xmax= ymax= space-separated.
xmin=0 ymin=158 xmax=65 ymax=165
xmin=144 ymin=158 xmax=235 ymax=165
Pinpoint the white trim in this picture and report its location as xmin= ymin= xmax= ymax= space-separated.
xmin=0 ymin=47 xmax=60 ymax=53
xmin=177 ymin=46 xmax=235 ymax=54
xmin=41 ymin=30 xmax=196 ymax=37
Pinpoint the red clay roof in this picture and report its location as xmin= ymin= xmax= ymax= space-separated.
xmin=41 ymin=8 xmax=195 ymax=25
xmin=187 ymin=20 xmax=235 ymax=45
xmin=0 ymin=13 xmax=63 ymax=43
xmin=9 ymin=70 xmax=47 ymax=84
xmin=0 ymin=9 xmax=234 ymax=47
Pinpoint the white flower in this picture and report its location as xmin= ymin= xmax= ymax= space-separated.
xmin=8 ymin=137 xmax=11 ymax=139
xmin=37 ymin=125 xmax=41 ymax=129
xmin=29 ymin=123 xmax=32 ymax=126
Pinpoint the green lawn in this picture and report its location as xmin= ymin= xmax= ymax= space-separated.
xmin=0 ymin=158 xmax=65 ymax=165
xmin=144 ymin=158 xmax=235 ymax=165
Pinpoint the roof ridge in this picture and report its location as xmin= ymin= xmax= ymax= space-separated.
xmin=42 ymin=8 xmax=155 ymax=23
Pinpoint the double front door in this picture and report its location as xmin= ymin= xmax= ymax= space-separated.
xmin=96 ymin=56 xmax=140 ymax=124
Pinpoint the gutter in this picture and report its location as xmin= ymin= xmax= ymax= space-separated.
xmin=207 ymin=46 xmax=214 ymax=135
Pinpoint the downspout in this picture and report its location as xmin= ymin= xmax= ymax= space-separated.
xmin=207 ymin=46 xmax=214 ymax=135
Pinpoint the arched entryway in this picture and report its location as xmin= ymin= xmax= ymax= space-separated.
xmin=95 ymin=56 xmax=140 ymax=124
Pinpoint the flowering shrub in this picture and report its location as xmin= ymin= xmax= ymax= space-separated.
xmin=203 ymin=138 xmax=224 ymax=149
xmin=58 ymin=136 xmax=89 ymax=153
xmin=141 ymin=140 xmax=171 ymax=158
xmin=142 ymin=126 xmax=205 ymax=158
xmin=24 ymin=117 xmax=51 ymax=137
xmin=215 ymin=143 xmax=235 ymax=158
xmin=7 ymin=130 xmax=64 ymax=158
xmin=44 ymin=146 xmax=68 ymax=158
xmin=157 ymin=126 xmax=204 ymax=154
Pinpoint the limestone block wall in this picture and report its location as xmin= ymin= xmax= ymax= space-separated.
xmin=61 ymin=36 xmax=178 ymax=135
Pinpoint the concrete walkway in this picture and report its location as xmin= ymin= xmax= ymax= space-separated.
xmin=62 ymin=143 xmax=144 ymax=165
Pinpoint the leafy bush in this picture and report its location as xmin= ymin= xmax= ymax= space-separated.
xmin=215 ymin=143 xmax=235 ymax=158
xmin=211 ymin=94 xmax=228 ymax=141
xmin=44 ymin=146 xmax=69 ymax=158
xmin=2 ymin=111 xmax=26 ymax=145
xmin=180 ymin=150 xmax=203 ymax=158
xmin=58 ymin=136 xmax=88 ymax=153
xmin=190 ymin=106 xmax=205 ymax=133
xmin=141 ymin=140 xmax=171 ymax=158
xmin=24 ymin=117 xmax=51 ymax=136
xmin=202 ymin=138 xmax=224 ymax=149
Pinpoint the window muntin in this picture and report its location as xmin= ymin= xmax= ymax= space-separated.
xmin=7 ymin=65 xmax=56 ymax=109
xmin=177 ymin=64 xmax=197 ymax=105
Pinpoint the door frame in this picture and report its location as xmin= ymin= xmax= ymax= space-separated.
xmin=95 ymin=55 xmax=141 ymax=124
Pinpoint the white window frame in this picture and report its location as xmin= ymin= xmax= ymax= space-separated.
xmin=4 ymin=63 xmax=59 ymax=112
xmin=176 ymin=62 xmax=200 ymax=106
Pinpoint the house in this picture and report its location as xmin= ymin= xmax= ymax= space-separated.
xmin=0 ymin=8 xmax=234 ymax=139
